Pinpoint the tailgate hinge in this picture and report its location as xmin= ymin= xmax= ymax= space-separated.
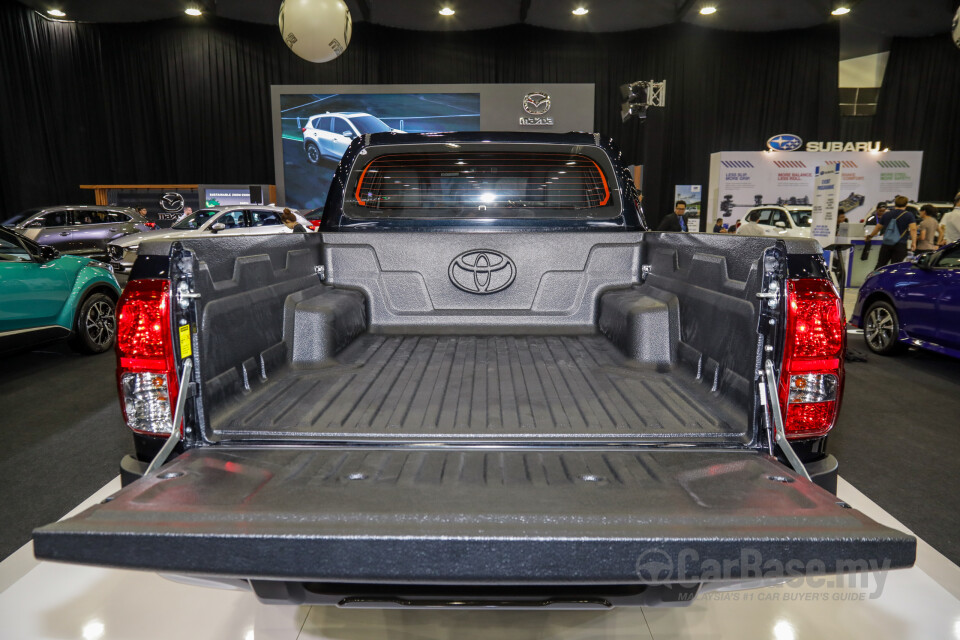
xmin=761 ymin=359 xmax=812 ymax=482
xmin=755 ymin=280 xmax=780 ymax=309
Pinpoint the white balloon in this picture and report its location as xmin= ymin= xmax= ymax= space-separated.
xmin=279 ymin=0 xmax=353 ymax=63
xmin=953 ymin=4 xmax=960 ymax=50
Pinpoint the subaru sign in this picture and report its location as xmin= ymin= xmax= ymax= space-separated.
xmin=766 ymin=134 xmax=803 ymax=151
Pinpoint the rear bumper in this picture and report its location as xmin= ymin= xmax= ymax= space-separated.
xmin=805 ymin=453 xmax=839 ymax=494
xmin=249 ymin=580 xmax=702 ymax=608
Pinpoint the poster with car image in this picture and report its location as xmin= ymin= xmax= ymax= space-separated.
xmin=707 ymin=151 xmax=923 ymax=226
xmin=278 ymin=93 xmax=481 ymax=211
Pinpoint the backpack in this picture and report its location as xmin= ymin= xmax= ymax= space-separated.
xmin=881 ymin=211 xmax=907 ymax=246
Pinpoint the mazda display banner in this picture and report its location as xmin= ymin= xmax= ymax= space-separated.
xmin=707 ymin=151 xmax=923 ymax=225
xmin=110 ymin=189 xmax=201 ymax=223
xmin=270 ymin=84 xmax=594 ymax=211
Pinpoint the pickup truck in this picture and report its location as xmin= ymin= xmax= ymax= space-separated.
xmin=34 ymin=132 xmax=915 ymax=608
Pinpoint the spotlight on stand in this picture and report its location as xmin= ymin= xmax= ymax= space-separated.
xmin=619 ymin=80 xmax=666 ymax=122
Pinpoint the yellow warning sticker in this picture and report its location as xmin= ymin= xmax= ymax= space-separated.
xmin=179 ymin=324 xmax=192 ymax=359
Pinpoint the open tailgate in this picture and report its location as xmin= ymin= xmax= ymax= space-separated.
xmin=34 ymin=447 xmax=915 ymax=585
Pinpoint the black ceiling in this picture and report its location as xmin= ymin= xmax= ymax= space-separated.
xmin=18 ymin=0 xmax=956 ymax=37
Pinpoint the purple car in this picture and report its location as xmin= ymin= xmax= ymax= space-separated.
xmin=852 ymin=241 xmax=960 ymax=358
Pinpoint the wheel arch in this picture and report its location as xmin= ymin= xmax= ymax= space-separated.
xmin=861 ymin=290 xmax=897 ymax=317
xmin=69 ymin=282 xmax=120 ymax=334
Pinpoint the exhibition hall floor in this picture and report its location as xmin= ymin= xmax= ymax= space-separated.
xmin=2 ymin=477 xmax=959 ymax=639
xmin=2 ymin=309 xmax=959 ymax=638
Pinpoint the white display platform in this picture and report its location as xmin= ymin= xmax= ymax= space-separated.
xmin=2 ymin=478 xmax=958 ymax=639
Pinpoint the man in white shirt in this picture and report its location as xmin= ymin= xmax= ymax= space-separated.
xmin=736 ymin=210 xmax=766 ymax=236
xmin=939 ymin=192 xmax=960 ymax=246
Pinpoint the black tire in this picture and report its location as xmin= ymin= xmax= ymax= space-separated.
xmin=68 ymin=293 xmax=117 ymax=354
xmin=305 ymin=141 xmax=321 ymax=165
xmin=863 ymin=300 xmax=902 ymax=356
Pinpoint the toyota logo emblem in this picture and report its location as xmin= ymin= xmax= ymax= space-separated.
xmin=449 ymin=250 xmax=516 ymax=294
xmin=160 ymin=192 xmax=185 ymax=212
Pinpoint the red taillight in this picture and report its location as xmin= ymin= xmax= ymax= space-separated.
xmin=308 ymin=219 xmax=321 ymax=230
xmin=144 ymin=222 xmax=156 ymax=229
xmin=779 ymin=278 xmax=845 ymax=439
xmin=302 ymin=127 xmax=307 ymax=132
xmin=116 ymin=280 xmax=180 ymax=437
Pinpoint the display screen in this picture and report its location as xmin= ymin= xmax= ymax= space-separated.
xmin=278 ymin=93 xmax=480 ymax=211
xmin=203 ymin=189 xmax=251 ymax=207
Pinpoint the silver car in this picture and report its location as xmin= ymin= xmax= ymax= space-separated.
xmin=4 ymin=205 xmax=152 ymax=259
xmin=302 ymin=112 xmax=400 ymax=164
xmin=106 ymin=205 xmax=312 ymax=272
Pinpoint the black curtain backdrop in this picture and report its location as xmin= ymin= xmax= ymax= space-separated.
xmin=1 ymin=2 xmax=842 ymax=226
xmin=839 ymin=114 xmax=875 ymax=144
xmin=872 ymin=35 xmax=960 ymax=201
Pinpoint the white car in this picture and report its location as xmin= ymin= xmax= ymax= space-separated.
xmin=106 ymin=206 xmax=312 ymax=272
xmin=302 ymin=112 xmax=401 ymax=164
xmin=742 ymin=205 xmax=812 ymax=238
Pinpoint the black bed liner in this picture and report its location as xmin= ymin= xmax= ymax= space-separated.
xmin=212 ymin=334 xmax=745 ymax=442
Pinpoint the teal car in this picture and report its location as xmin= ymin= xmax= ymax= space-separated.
xmin=0 ymin=226 xmax=121 ymax=355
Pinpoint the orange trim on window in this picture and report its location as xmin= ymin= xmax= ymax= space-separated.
xmin=354 ymin=162 xmax=372 ymax=206
xmin=588 ymin=159 xmax=611 ymax=206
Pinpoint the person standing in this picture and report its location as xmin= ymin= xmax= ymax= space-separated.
xmin=916 ymin=205 xmax=940 ymax=254
xmin=864 ymin=202 xmax=887 ymax=227
xmin=861 ymin=202 xmax=887 ymax=261
xmin=281 ymin=208 xmax=307 ymax=233
xmin=939 ymin=192 xmax=960 ymax=247
xmin=865 ymin=195 xmax=917 ymax=268
xmin=656 ymin=200 xmax=689 ymax=232
xmin=712 ymin=218 xmax=725 ymax=233
xmin=736 ymin=210 xmax=765 ymax=236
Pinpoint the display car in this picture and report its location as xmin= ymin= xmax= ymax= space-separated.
xmin=34 ymin=132 xmax=914 ymax=608
xmin=915 ymin=201 xmax=954 ymax=222
xmin=0 ymin=226 xmax=120 ymax=355
xmin=742 ymin=205 xmax=812 ymax=238
xmin=302 ymin=112 xmax=402 ymax=164
xmin=851 ymin=241 xmax=960 ymax=358
xmin=106 ymin=205 xmax=312 ymax=272
xmin=859 ymin=201 xmax=944 ymax=229
xmin=3 ymin=205 xmax=153 ymax=260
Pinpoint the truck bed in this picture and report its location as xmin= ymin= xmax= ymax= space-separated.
xmin=213 ymin=334 xmax=745 ymax=442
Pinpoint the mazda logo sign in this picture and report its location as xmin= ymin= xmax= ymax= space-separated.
xmin=449 ymin=250 xmax=516 ymax=294
xmin=160 ymin=192 xmax=185 ymax=212
xmin=522 ymin=91 xmax=551 ymax=116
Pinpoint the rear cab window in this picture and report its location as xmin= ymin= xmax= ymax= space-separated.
xmin=343 ymin=143 xmax=619 ymax=221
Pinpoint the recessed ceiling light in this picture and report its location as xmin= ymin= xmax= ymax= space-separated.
xmin=572 ymin=7 xmax=589 ymax=16
xmin=439 ymin=7 xmax=455 ymax=16
xmin=831 ymin=6 xmax=850 ymax=15
xmin=185 ymin=7 xmax=202 ymax=16
xmin=47 ymin=8 xmax=65 ymax=16
xmin=699 ymin=6 xmax=717 ymax=15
